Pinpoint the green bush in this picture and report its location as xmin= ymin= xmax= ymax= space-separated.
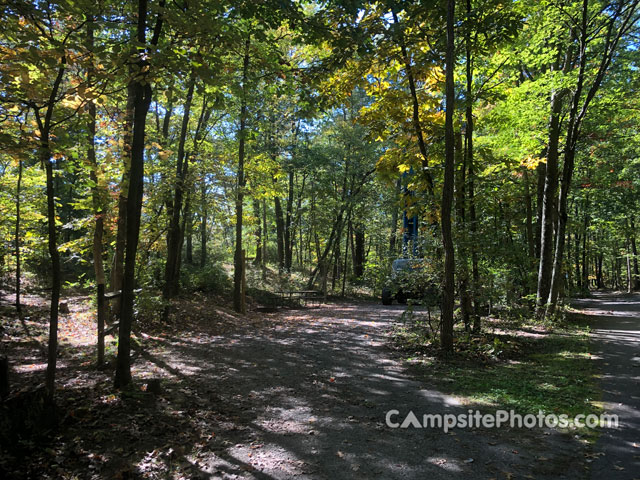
xmin=363 ymin=259 xmax=389 ymax=292
xmin=181 ymin=262 xmax=230 ymax=293
xmin=134 ymin=291 xmax=166 ymax=323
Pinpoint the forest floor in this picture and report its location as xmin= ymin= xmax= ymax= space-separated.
xmin=0 ymin=290 xmax=632 ymax=479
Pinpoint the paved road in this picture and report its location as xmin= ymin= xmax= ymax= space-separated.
xmin=572 ymin=292 xmax=640 ymax=479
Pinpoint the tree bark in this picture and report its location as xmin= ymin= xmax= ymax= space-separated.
xmin=111 ymin=82 xmax=135 ymax=316
xmin=262 ymin=198 xmax=268 ymax=265
xmin=342 ymin=213 xmax=351 ymax=297
xmin=389 ymin=179 xmax=400 ymax=255
xmin=581 ymin=198 xmax=589 ymax=292
xmin=575 ymin=231 xmax=581 ymax=290
xmin=456 ymin=128 xmax=472 ymax=330
xmin=43 ymin=143 xmax=61 ymax=401
xmin=163 ymin=74 xmax=196 ymax=303
xmin=523 ymin=169 xmax=535 ymax=260
xmin=535 ymin=90 xmax=563 ymax=317
xmin=352 ymin=222 xmax=365 ymax=278
xmin=87 ymin=18 xmax=106 ymax=366
xmin=441 ymin=0 xmax=456 ymax=353
xmin=284 ymin=169 xmax=294 ymax=272
xmin=115 ymin=0 xmax=164 ymax=388
xmin=465 ymin=0 xmax=481 ymax=332
xmin=185 ymin=208 xmax=193 ymax=265
xmin=535 ymin=161 xmax=546 ymax=259
xmin=631 ymin=219 xmax=639 ymax=290
xmin=274 ymin=196 xmax=285 ymax=270
xmin=15 ymin=158 xmax=22 ymax=315
xmin=233 ymin=38 xmax=250 ymax=313
xmin=253 ymin=199 xmax=262 ymax=266
xmin=627 ymin=246 xmax=632 ymax=293
xmin=200 ymin=180 xmax=208 ymax=267
xmin=33 ymin=55 xmax=66 ymax=401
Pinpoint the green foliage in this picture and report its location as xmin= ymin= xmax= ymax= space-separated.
xmin=384 ymin=258 xmax=442 ymax=306
xmin=180 ymin=263 xmax=231 ymax=293
xmin=134 ymin=292 xmax=167 ymax=324
xmin=0 ymin=0 xmax=637 ymax=322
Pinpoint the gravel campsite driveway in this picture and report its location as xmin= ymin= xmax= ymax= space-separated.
xmin=130 ymin=301 xmax=588 ymax=480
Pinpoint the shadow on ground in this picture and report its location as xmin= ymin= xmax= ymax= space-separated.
xmin=1 ymin=295 xmax=593 ymax=479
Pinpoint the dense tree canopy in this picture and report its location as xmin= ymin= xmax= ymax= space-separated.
xmin=1 ymin=0 xmax=639 ymax=393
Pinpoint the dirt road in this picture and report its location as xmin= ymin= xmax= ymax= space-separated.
xmin=572 ymin=293 xmax=640 ymax=479
xmin=2 ymin=299 xmax=594 ymax=479
xmin=142 ymin=302 xmax=587 ymax=479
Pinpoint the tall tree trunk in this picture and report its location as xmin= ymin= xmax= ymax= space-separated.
xmin=163 ymin=74 xmax=196 ymax=304
xmin=87 ymin=18 xmax=106 ymax=366
xmin=389 ymin=179 xmax=400 ymax=255
xmin=43 ymin=141 xmax=61 ymax=400
xmin=111 ymin=78 xmax=135 ymax=315
xmin=631 ymin=219 xmax=639 ymax=290
xmin=185 ymin=207 xmax=193 ymax=265
xmin=352 ymin=223 xmax=365 ymax=278
xmin=548 ymin=4 xmax=587 ymax=313
xmin=342 ymin=212 xmax=351 ymax=297
xmin=441 ymin=0 xmax=456 ymax=353
xmin=262 ymin=198 xmax=268 ymax=265
xmin=535 ymin=162 xmax=546 ymax=259
xmin=274 ymin=196 xmax=285 ymax=270
xmin=566 ymin=225 xmax=573 ymax=291
xmin=115 ymin=0 xmax=164 ymax=388
xmin=331 ymin=240 xmax=340 ymax=291
xmin=284 ymin=169 xmax=294 ymax=272
xmin=465 ymin=0 xmax=481 ymax=332
xmin=627 ymin=244 xmax=632 ymax=293
xmin=291 ymin=173 xmax=306 ymax=269
xmin=549 ymin=0 xmax=638 ymax=311
xmin=535 ymin=90 xmax=564 ymax=317
xmin=200 ymin=180 xmax=208 ymax=267
xmin=233 ymin=38 xmax=250 ymax=313
xmin=253 ymin=199 xmax=262 ymax=266
xmin=456 ymin=129 xmax=472 ymax=330
xmin=523 ymin=169 xmax=535 ymax=260
xmin=33 ymin=56 xmax=66 ymax=401
xmin=581 ymin=198 xmax=589 ymax=292
xmin=176 ymin=191 xmax=190 ymax=279
xmin=15 ymin=158 xmax=22 ymax=315
xmin=575 ymin=231 xmax=581 ymax=291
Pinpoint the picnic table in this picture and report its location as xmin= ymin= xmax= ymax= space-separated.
xmin=275 ymin=290 xmax=324 ymax=307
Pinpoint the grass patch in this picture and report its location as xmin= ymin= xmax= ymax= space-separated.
xmin=439 ymin=334 xmax=597 ymax=417
xmin=394 ymin=313 xmax=601 ymax=424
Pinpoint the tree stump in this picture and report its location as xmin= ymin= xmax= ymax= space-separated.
xmin=59 ymin=301 xmax=70 ymax=314
xmin=145 ymin=379 xmax=162 ymax=395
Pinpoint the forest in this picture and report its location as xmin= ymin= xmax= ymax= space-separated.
xmin=1 ymin=0 xmax=639 ymax=479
